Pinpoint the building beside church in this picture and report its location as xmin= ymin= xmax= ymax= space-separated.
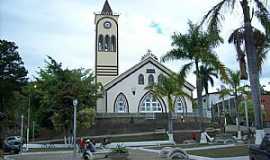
xmin=95 ymin=1 xmax=195 ymax=114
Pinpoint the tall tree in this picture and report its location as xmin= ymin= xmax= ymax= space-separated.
xmin=201 ymin=0 xmax=270 ymax=143
xmin=198 ymin=65 xmax=218 ymax=116
xmin=227 ymin=70 xmax=242 ymax=138
xmin=161 ymin=21 xmax=227 ymax=124
xmin=35 ymin=56 xmax=102 ymax=140
xmin=145 ymin=63 xmax=192 ymax=139
xmin=0 ymin=40 xmax=28 ymax=113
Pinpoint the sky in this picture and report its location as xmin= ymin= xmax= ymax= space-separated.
xmin=1 ymin=0 xmax=270 ymax=94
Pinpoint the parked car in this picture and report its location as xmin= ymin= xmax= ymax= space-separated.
xmin=249 ymin=133 xmax=270 ymax=160
xmin=3 ymin=136 xmax=23 ymax=154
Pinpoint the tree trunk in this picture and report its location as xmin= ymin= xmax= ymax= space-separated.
xmin=234 ymin=91 xmax=241 ymax=139
xmin=168 ymin=112 xmax=173 ymax=134
xmin=195 ymin=61 xmax=203 ymax=129
xmin=241 ymin=0 xmax=264 ymax=144
xmin=167 ymin=96 xmax=174 ymax=134
xmin=241 ymin=0 xmax=263 ymax=129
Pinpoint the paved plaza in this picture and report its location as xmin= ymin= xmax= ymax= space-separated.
xmin=5 ymin=148 xmax=249 ymax=160
xmin=5 ymin=149 xmax=161 ymax=160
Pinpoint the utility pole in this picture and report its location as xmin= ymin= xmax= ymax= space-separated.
xmin=26 ymin=96 xmax=30 ymax=151
xmin=73 ymin=99 xmax=78 ymax=159
xmin=20 ymin=115 xmax=24 ymax=139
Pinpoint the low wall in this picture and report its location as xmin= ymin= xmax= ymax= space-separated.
xmin=85 ymin=114 xmax=210 ymax=136
xmin=36 ymin=114 xmax=211 ymax=142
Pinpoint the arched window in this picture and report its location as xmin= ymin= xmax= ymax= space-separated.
xmin=98 ymin=35 xmax=104 ymax=51
xmin=111 ymin=35 xmax=116 ymax=52
xmin=105 ymin=35 xmax=110 ymax=51
xmin=138 ymin=74 xmax=144 ymax=85
xmin=158 ymin=74 xmax=164 ymax=84
xmin=174 ymin=97 xmax=186 ymax=113
xmin=114 ymin=93 xmax=128 ymax=113
xmin=139 ymin=92 xmax=163 ymax=112
xmin=148 ymin=74 xmax=154 ymax=85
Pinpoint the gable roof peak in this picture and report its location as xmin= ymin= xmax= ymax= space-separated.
xmin=141 ymin=49 xmax=158 ymax=61
xmin=101 ymin=0 xmax=113 ymax=15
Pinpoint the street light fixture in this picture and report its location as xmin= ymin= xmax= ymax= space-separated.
xmin=26 ymin=84 xmax=37 ymax=151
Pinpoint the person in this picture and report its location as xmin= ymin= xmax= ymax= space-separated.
xmin=85 ymin=139 xmax=96 ymax=153
xmin=192 ymin=132 xmax=197 ymax=141
xmin=79 ymin=137 xmax=85 ymax=153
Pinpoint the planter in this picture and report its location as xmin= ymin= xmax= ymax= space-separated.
xmin=108 ymin=152 xmax=129 ymax=160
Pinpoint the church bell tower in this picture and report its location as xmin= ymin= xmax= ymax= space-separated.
xmin=95 ymin=0 xmax=119 ymax=85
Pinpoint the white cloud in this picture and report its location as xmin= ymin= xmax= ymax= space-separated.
xmin=0 ymin=0 xmax=269 ymax=92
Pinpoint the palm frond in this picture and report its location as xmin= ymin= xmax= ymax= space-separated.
xmin=161 ymin=49 xmax=191 ymax=62
xmin=200 ymin=52 xmax=228 ymax=81
xmin=254 ymin=0 xmax=270 ymax=37
xmin=179 ymin=62 xmax=193 ymax=81
xmin=200 ymin=0 xmax=228 ymax=35
xmin=253 ymin=28 xmax=269 ymax=74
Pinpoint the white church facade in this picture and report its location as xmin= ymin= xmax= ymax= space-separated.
xmin=95 ymin=1 xmax=195 ymax=114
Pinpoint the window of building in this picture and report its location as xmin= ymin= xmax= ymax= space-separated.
xmin=98 ymin=35 xmax=104 ymax=51
xmin=158 ymin=74 xmax=164 ymax=84
xmin=105 ymin=35 xmax=110 ymax=51
xmin=148 ymin=74 xmax=154 ymax=85
xmin=174 ymin=97 xmax=186 ymax=113
xmin=111 ymin=35 xmax=116 ymax=52
xmin=139 ymin=93 xmax=162 ymax=112
xmin=138 ymin=74 xmax=144 ymax=85
xmin=114 ymin=93 xmax=128 ymax=113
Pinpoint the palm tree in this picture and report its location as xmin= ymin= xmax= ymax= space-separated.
xmin=227 ymin=70 xmax=242 ymax=138
xmin=201 ymin=0 xmax=270 ymax=143
xmin=161 ymin=21 xmax=227 ymax=124
xmin=198 ymin=65 xmax=218 ymax=114
xmin=219 ymin=87 xmax=231 ymax=117
xmin=145 ymin=64 xmax=192 ymax=138
xmin=228 ymin=27 xmax=270 ymax=78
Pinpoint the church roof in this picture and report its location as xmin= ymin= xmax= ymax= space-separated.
xmin=101 ymin=0 xmax=113 ymax=15
xmin=103 ymin=56 xmax=195 ymax=91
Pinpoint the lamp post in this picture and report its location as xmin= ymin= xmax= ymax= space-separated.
xmin=73 ymin=99 xmax=78 ymax=159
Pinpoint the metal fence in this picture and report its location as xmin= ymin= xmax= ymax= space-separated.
xmin=96 ymin=112 xmax=202 ymax=119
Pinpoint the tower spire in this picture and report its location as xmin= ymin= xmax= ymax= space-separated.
xmin=101 ymin=0 xmax=113 ymax=15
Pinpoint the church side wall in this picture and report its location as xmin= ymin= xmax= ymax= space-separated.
xmin=96 ymin=96 xmax=106 ymax=113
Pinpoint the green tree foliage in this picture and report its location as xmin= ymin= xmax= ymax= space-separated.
xmin=145 ymin=64 xmax=191 ymax=134
xmin=77 ymin=108 xmax=96 ymax=129
xmin=199 ymin=64 xmax=218 ymax=95
xmin=201 ymin=0 xmax=270 ymax=130
xmin=0 ymin=40 xmax=28 ymax=114
xmin=239 ymin=98 xmax=266 ymax=125
xmin=161 ymin=21 xmax=227 ymax=120
xmin=32 ymin=56 xmax=102 ymax=135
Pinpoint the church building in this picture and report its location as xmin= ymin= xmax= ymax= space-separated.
xmin=95 ymin=1 xmax=195 ymax=114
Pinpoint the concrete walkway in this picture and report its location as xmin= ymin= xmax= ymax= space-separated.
xmin=4 ymin=147 xmax=249 ymax=160
xmin=139 ymin=145 xmax=249 ymax=160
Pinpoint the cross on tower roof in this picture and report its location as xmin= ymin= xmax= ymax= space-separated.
xmin=101 ymin=0 xmax=113 ymax=15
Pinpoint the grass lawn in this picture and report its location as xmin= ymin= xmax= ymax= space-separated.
xmin=28 ymin=148 xmax=73 ymax=152
xmin=109 ymin=133 xmax=168 ymax=142
xmin=187 ymin=145 xmax=249 ymax=158
xmin=146 ymin=143 xmax=221 ymax=150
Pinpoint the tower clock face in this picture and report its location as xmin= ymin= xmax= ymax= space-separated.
xmin=103 ymin=21 xmax=112 ymax=29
